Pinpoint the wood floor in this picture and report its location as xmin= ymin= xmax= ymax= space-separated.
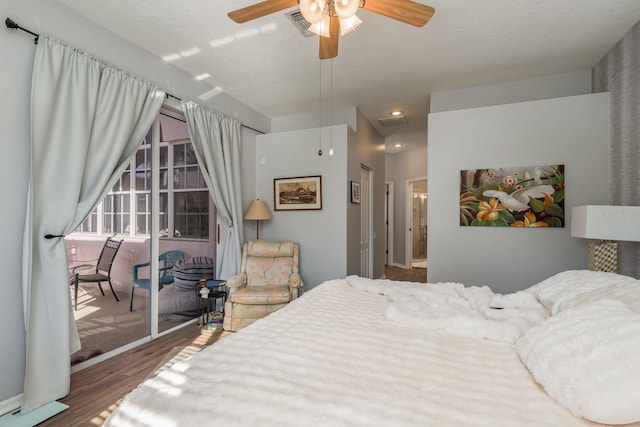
xmin=37 ymin=268 xmax=425 ymax=426
xmin=38 ymin=325 xmax=225 ymax=427
xmin=384 ymin=265 xmax=427 ymax=283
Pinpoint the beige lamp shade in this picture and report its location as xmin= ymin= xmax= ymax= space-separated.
xmin=244 ymin=199 xmax=273 ymax=220
xmin=244 ymin=199 xmax=272 ymax=239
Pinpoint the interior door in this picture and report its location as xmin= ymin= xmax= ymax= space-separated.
xmin=410 ymin=179 xmax=427 ymax=268
xmin=360 ymin=166 xmax=372 ymax=277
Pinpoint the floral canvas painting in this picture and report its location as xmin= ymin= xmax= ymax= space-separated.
xmin=460 ymin=164 xmax=565 ymax=227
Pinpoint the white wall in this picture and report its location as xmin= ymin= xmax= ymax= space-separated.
xmin=427 ymin=93 xmax=611 ymax=293
xmin=0 ymin=0 xmax=268 ymax=409
xmin=240 ymin=127 xmax=259 ymax=240
xmin=255 ymin=126 xmax=349 ymax=288
xmin=272 ymin=106 xmax=357 ymax=134
xmin=430 ymin=70 xmax=592 ymax=113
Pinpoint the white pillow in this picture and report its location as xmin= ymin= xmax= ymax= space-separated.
xmin=517 ymin=299 xmax=640 ymax=425
xmin=525 ymin=270 xmax=638 ymax=314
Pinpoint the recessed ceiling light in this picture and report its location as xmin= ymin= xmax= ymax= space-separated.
xmin=391 ymin=110 xmax=403 ymax=116
xmin=394 ymin=143 xmax=402 ymax=148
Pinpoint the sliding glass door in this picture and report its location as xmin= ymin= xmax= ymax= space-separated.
xmin=66 ymin=105 xmax=216 ymax=364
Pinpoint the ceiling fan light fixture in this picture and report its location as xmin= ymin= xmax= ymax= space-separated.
xmin=339 ymin=14 xmax=361 ymax=35
xmin=309 ymin=14 xmax=331 ymax=38
xmin=334 ymin=0 xmax=360 ymax=18
xmin=299 ymin=0 xmax=325 ymax=24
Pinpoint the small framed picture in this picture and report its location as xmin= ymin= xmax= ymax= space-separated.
xmin=351 ymin=181 xmax=361 ymax=204
xmin=274 ymin=175 xmax=322 ymax=211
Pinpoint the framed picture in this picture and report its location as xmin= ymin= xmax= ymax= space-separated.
xmin=274 ymin=175 xmax=322 ymax=211
xmin=351 ymin=181 xmax=361 ymax=204
xmin=459 ymin=164 xmax=565 ymax=227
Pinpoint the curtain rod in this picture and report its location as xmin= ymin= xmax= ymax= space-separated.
xmin=5 ymin=17 xmax=39 ymax=44
xmin=165 ymin=93 xmax=264 ymax=134
xmin=5 ymin=16 xmax=265 ymax=135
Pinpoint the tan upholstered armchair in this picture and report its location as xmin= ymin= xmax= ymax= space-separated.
xmin=223 ymin=240 xmax=303 ymax=331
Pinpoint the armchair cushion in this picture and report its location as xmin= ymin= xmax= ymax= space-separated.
xmin=245 ymin=256 xmax=295 ymax=287
xmin=230 ymin=285 xmax=292 ymax=305
xmin=243 ymin=240 xmax=299 ymax=287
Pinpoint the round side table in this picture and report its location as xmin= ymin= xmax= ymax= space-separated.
xmin=197 ymin=280 xmax=226 ymax=327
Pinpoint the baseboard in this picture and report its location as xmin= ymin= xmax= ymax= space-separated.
xmin=0 ymin=394 xmax=22 ymax=417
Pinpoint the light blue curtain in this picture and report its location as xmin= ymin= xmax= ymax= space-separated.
xmin=592 ymin=20 xmax=640 ymax=278
xmin=22 ymin=36 xmax=165 ymax=413
xmin=181 ymin=100 xmax=244 ymax=279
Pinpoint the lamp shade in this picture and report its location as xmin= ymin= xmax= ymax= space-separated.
xmin=571 ymin=205 xmax=640 ymax=242
xmin=244 ymin=199 xmax=273 ymax=220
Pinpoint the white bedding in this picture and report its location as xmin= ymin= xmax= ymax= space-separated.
xmin=103 ymin=276 xmax=621 ymax=427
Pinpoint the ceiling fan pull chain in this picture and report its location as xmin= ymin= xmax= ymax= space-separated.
xmin=318 ymin=58 xmax=323 ymax=156
xmin=329 ymin=58 xmax=334 ymax=156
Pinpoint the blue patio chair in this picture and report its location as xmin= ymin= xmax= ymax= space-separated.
xmin=129 ymin=250 xmax=185 ymax=311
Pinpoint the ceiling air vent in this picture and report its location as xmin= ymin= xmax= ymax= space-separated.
xmin=377 ymin=115 xmax=408 ymax=127
xmin=285 ymin=9 xmax=314 ymax=38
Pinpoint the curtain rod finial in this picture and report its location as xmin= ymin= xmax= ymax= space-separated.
xmin=5 ymin=17 xmax=18 ymax=29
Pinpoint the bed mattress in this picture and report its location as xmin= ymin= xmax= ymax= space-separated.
xmin=103 ymin=278 xmax=607 ymax=426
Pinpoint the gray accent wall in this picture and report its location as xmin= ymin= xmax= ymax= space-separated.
xmin=427 ymin=93 xmax=611 ymax=293
xmin=593 ymin=20 xmax=640 ymax=278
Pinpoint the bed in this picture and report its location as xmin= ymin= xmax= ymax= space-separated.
xmin=103 ymin=270 xmax=640 ymax=426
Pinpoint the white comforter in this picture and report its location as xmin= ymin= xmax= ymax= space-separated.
xmin=347 ymin=276 xmax=548 ymax=343
xmin=104 ymin=278 xmax=598 ymax=427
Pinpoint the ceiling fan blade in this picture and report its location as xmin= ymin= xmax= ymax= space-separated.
xmin=319 ymin=15 xmax=339 ymax=59
xmin=228 ymin=0 xmax=298 ymax=23
xmin=362 ymin=0 xmax=435 ymax=27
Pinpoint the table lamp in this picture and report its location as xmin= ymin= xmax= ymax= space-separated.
xmin=571 ymin=205 xmax=640 ymax=272
xmin=244 ymin=199 xmax=273 ymax=240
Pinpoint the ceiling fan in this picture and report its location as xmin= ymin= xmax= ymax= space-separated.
xmin=228 ymin=0 xmax=435 ymax=59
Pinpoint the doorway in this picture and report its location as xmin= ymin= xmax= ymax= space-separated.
xmin=406 ymin=178 xmax=427 ymax=269
xmin=360 ymin=166 xmax=373 ymax=278
xmin=384 ymin=181 xmax=394 ymax=266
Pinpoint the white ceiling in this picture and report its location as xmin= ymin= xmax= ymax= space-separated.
xmin=59 ymin=0 xmax=640 ymax=152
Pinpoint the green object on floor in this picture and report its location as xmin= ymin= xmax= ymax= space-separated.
xmin=0 ymin=401 xmax=68 ymax=427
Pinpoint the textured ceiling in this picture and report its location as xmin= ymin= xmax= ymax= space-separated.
xmin=59 ymin=0 xmax=640 ymax=152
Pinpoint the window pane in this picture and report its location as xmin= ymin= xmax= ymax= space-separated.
xmin=160 ymin=146 xmax=168 ymax=168
xmin=185 ymin=166 xmax=201 ymax=188
xmin=174 ymin=168 xmax=184 ymax=189
xmin=77 ymin=210 xmax=97 ymax=233
xmin=135 ymin=147 xmax=150 ymax=191
xmin=121 ymin=171 xmax=131 ymax=191
xmin=185 ymin=144 xmax=198 ymax=165
xmin=136 ymin=194 xmax=150 ymax=236
xmin=174 ymin=144 xmax=185 ymax=166
xmin=160 ymin=169 xmax=168 ymax=190
xmin=159 ymin=192 xmax=169 ymax=236
xmin=174 ymin=191 xmax=209 ymax=239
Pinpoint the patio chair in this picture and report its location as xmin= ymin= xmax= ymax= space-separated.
xmin=71 ymin=237 xmax=123 ymax=311
xmin=129 ymin=250 xmax=185 ymax=311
